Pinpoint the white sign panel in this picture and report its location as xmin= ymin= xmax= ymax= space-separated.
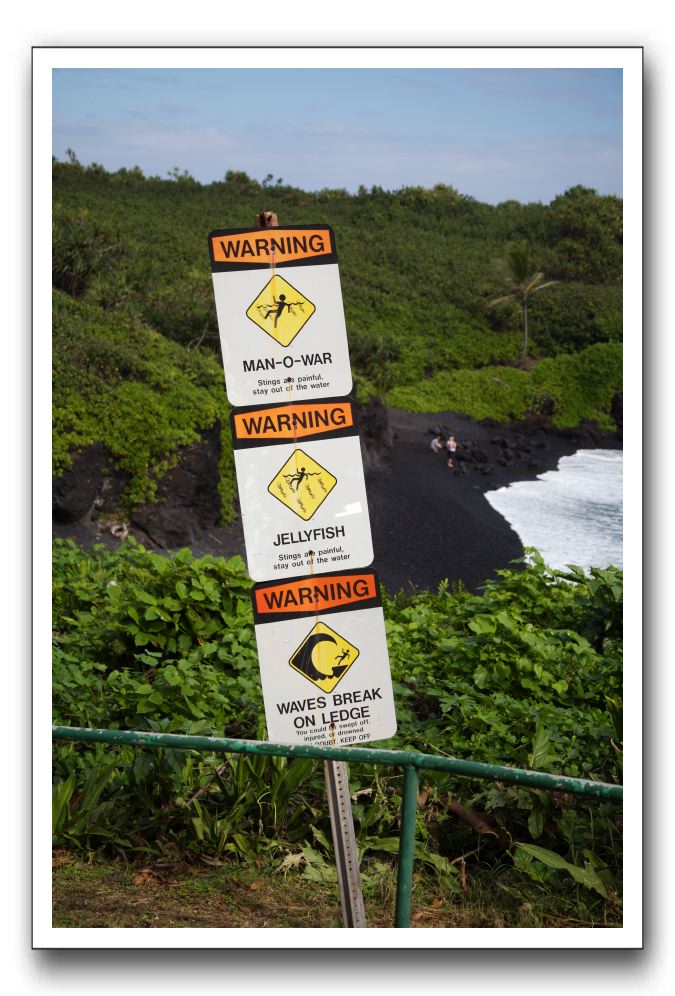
xmin=252 ymin=569 xmax=397 ymax=747
xmin=230 ymin=398 xmax=373 ymax=581
xmin=209 ymin=225 xmax=353 ymax=406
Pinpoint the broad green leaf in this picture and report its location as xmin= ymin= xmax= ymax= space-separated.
xmin=528 ymin=723 xmax=553 ymax=770
xmin=468 ymin=616 xmax=496 ymax=635
xmin=473 ymin=665 xmax=488 ymax=688
xmin=528 ymin=808 xmax=544 ymax=839
xmin=515 ymin=843 xmax=609 ymax=898
xmin=309 ymin=824 xmax=332 ymax=852
xmin=134 ymin=589 xmax=157 ymax=605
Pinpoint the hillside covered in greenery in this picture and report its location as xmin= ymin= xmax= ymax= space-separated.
xmin=52 ymin=158 xmax=622 ymax=519
xmin=52 ymin=163 xmax=624 ymax=924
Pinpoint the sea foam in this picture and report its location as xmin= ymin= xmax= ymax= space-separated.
xmin=485 ymin=449 xmax=623 ymax=572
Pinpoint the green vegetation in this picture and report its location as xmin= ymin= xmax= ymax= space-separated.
xmin=53 ymin=290 xmax=235 ymax=518
xmin=52 ymin=160 xmax=622 ymax=519
xmin=386 ymin=342 xmax=622 ymax=427
xmin=53 ymin=539 xmax=622 ymax=924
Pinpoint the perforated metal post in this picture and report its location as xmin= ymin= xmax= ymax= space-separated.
xmin=324 ymin=759 xmax=367 ymax=928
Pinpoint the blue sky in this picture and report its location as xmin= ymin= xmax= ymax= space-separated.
xmin=52 ymin=67 xmax=622 ymax=204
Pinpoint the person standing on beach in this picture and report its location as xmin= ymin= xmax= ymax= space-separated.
xmin=446 ymin=434 xmax=458 ymax=468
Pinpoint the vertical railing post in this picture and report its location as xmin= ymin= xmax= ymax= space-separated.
xmin=394 ymin=763 xmax=419 ymax=928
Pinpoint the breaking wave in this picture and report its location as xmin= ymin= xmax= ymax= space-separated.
xmin=485 ymin=449 xmax=623 ymax=572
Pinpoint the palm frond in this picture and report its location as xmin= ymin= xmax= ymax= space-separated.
xmin=487 ymin=293 xmax=516 ymax=307
xmin=522 ymin=272 xmax=544 ymax=293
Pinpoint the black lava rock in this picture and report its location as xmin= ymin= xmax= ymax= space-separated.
xmin=52 ymin=442 xmax=107 ymax=523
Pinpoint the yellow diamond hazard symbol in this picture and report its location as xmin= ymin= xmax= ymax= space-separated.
xmin=289 ymin=621 xmax=359 ymax=693
xmin=268 ymin=449 xmax=337 ymax=521
xmin=246 ymin=274 xmax=316 ymax=347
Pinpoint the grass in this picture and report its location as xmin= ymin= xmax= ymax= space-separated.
xmin=52 ymin=850 xmax=343 ymax=929
xmin=51 ymin=850 xmax=621 ymax=930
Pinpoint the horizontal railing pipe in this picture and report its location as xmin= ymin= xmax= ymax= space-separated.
xmin=52 ymin=726 xmax=623 ymax=802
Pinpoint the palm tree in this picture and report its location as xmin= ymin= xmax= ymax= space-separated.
xmin=489 ymin=242 xmax=557 ymax=358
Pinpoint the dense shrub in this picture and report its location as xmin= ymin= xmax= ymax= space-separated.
xmin=386 ymin=342 xmax=622 ymax=429
xmin=386 ymin=365 xmax=534 ymax=421
xmin=545 ymin=186 xmax=623 ymax=284
xmin=529 ymin=343 xmax=623 ymax=428
xmin=52 ymin=290 xmax=236 ymax=517
xmin=53 ymin=540 xmax=257 ymax=732
xmin=528 ymin=283 xmax=623 ymax=354
xmin=53 ymin=541 xmax=622 ymax=853
xmin=53 ymin=540 xmax=622 ymax=769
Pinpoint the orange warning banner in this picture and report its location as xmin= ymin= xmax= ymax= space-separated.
xmin=253 ymin=572 xmax=378 ymax=620
xmin=210 ymin=227 xmax=334 ymax=266
xmin=232 ymin=400 xmax=354 ymax=444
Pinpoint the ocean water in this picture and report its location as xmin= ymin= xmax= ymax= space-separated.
xmin=485 ymin=449 xmax=623 ymax=572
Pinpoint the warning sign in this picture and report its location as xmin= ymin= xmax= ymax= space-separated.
xmin=246 ymin=274 xmax=315 ymax=347
xmin=251 ymin=569 xmax=379 ymax=619
xmin=208 ymin=225 xmax=352 ymax=406
xmin=231 ymin=399 xmax=373 ymax=581
xmin=252 ymin=569 xmax=396 ymax=746
xmin=231 ymin=398 xmax=354 ymax=443
xmin=209 ymin=226 xmax=336 ymax=270
xmin=288 ymin=620 xmax=359 ymax=694
xmin=268 ymin=449 xmax=337 ymax=521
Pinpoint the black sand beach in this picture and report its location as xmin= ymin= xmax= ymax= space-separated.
xmin=365 ymin=408 xmax=619 ymax=593
xmin=53 ymin=406 xmax=621 ymax=594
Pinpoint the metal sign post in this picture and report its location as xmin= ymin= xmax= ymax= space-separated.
xmin=324 ymin=758 xmax=367 ymax=928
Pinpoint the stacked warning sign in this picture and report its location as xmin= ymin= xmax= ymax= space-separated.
xmin=252 ymin=570 xmax=396 ymax=746
xmin=209 ymin=224 xmax=396 ymax=747
xmin=230 ymin=398 xmax=373 ymax=581
xmin=209 ymin=225 xmax=352 ymax=406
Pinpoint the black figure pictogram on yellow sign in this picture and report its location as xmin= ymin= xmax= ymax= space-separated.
xmin=267 ymin=449 xmax=337 ymax=520
xmin=289 ymin=621 xmax=359 ymax=693
xmin=246 ymin=274 xmax=316 ymax=347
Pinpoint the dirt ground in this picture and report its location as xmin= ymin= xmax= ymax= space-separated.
xmin=52 ymin=851 xmax=617 ymax=930
xmin=52 ymin=852 xmax=465 ymax=929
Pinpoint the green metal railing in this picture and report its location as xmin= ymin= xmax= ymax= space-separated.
xmin=52 ymin=725 xmax=623 ymax=928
